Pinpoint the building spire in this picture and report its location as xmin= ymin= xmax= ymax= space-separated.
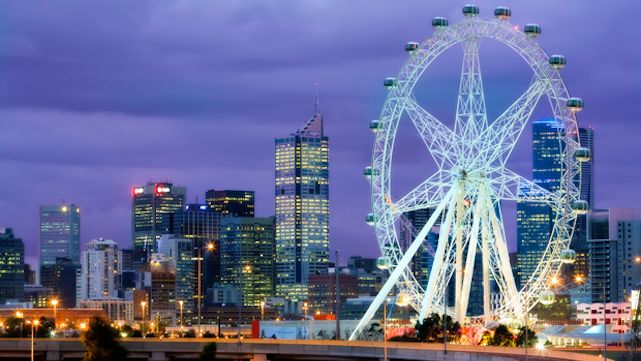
xmin=315 ymin=82 xmax=320 ymax=113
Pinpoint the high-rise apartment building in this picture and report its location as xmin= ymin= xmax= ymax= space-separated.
xmin=275 ymin=108 xmax=329 ymax=302
xmin=79 ymin=238 xmax=119 ymax=301
xmin=205 ymin=190 xmax=255 ymax=217
xmin=0 ymin=228 xmax=24 ymax=304
xmin=40 ymin=204 xmax=80 ymax=278
xmin=131 ymin=182 xmax=186 ymax=267
xmin=220 ymin=217 xmax=275 ymax=306
xmin=517 ymin=118 xmax=563 ymax=288
xmin=588 ymin=208 xmax=641 ymax=303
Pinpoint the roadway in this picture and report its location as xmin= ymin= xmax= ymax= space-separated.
xmin=0 ymin=338 xmax=613 ymax=361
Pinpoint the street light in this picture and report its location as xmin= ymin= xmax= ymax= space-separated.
xmin=303 ymin=301 xmax=311 ymax=339
xmin=28 ymin=319 xmax=39 ymax=361
xmin=238 ymin=265 xmax=252 ymax=341
xmin=260 ymin=301 xmax=265 ymax=321
xmin=50 ymin=299 xmax=59 ymax=329
xmin=196 ymin=242 xmax=216 ymax=336
xmin=140 ymin=301 xmax=147 ymax=336
xmin=383 ymin=297 xmax=391 ymax=361
xmin=178 ymin=300 xmax=184 ymax=330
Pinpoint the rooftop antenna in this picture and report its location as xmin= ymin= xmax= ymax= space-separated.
xmin=315 ymin=82 xmax=320 ymax=113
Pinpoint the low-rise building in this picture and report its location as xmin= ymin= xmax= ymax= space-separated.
xmin=78 ymin=298 xmax=134 ymax=324
xmin=576 ymin=302 xmax=631 ymax=333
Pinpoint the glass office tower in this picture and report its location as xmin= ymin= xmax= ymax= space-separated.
xmin=517 ymin=118 xmax=563 ymax=288
xmin=0 ymin=228 xmax=24 ymax=303
xmin=274 ymin=109 xmax=329 ymax=303
xmin=205 ymin=190 xmax=255 ymax=217
xmin=40 ymin=203 xmax=80 ymax=278
xmin=220 ymin=217 xmax=275 ymax=306
xmin=131 ymin=182 xmax=186 ymax=268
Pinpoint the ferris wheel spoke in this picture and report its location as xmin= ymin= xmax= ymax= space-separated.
xmin=484 ymin=196 xmax=522 ymax=316
xmin=418 ymin=189 xmax=460 ymax=320
xmin=455 ymin=37 xmax=488 ymax=145
xmin=481 ymin=79 xmax=547 ymax=165
xmin=404 ymin=97 xmax=457 ymax=165
xmin=392 ymin=171 xmax=450 ymax=216
xmin=490 ymin=168 xmax=557 ymax=207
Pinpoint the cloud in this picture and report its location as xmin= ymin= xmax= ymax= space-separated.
xmin=0 ymin=0 xmax=640 ymax=264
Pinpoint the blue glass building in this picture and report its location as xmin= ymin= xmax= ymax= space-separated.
xmin=516 ymin=118 xmax=563 ymax=288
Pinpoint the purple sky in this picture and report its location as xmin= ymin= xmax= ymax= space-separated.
xmin=1 ymin=1 xmax=640 ymax=269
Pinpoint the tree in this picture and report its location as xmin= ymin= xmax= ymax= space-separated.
xmin=416 ymin=313 xmax=441 ymax=342
xmin=490 ymin=325 xmax=514 ymax=347
xmin=81 ymin=317 xmax=129 ymax=361
xmin=514 ymin=326 xmax=537 ymax=347
xmin=199 ymin=342 xmax=217 ymax=361
xmin=415 ymin=313 xmax=460 ymax=343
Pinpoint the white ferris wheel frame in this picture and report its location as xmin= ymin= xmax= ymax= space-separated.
xmin=350 ymin=10 xmax=583 ymax=340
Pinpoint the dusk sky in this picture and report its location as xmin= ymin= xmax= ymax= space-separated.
xmin=1 ymin=1 xmax=640 ymax=269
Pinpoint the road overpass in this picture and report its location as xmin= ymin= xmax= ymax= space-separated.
xmin=0 ymin=339 xmax=610 ymax=361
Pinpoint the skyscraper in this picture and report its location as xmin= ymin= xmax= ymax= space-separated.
xmin=275 ymin=106 xmax=329 ymax=303
xmin=220 ymin=217 xmax=275 ymax=306
xmin=39 ymin=204 xmax=80 ymax=275
xmin=79 ymin=238 xmax=119 ymax=300
xmin=205 ymin=190 xmax=255 ymax=217
xmin=170 ymin=204 xmax=221 ymax=306
xmin=131 ymin=182 xmax=186 ymax=267
xmin=569 ymin=127 xmax=595 ymax=281
xmin=0 ymin=228 xmax=24 ymax=304
xmin=517 ymin=118 xmax=563 ymax=288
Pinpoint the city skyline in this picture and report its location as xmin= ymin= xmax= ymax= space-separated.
xmin=1 ymin=1 xmax=640 ymax=268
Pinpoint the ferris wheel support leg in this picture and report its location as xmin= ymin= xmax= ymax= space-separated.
xmin=348 ymin=192 xmax=452 ymax=341
xmin=481 ymin=208 xmax=492 ymax=324
xmin=487 ymin=197 xmax=522 ymax=316
xmin=458 ymin=198 xmax=481 ymax=324
xmin=418 ymin=193 xmax=458 ymax=321
xmin=454 ymin=189 xmax=465 ymax=323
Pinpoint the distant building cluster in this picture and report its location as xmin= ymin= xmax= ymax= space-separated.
xmin=0 ymin=105 xmax=381 ymax=329
xmin=0 ymin=106 xmax=639 ymax=334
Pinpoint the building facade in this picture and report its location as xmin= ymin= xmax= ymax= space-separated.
xmin=157 ymin=235 xmax=194 ymax=322
xmin=40 ymin=204 xmax=80 ymax=277
xmin=131 ymin=182 xmax=186 ymax=268
xmin=149 ymin=253 xmax=176 ymax=326
xmin=568 ymin=127 xmax=595 ymax=283
xmin=78 ymin=298 xmax=134 ymax=324
xmin=79 ymin=238 xmax=119 ymax=301
xmin=205 ymin=190 xmax=255 ymax=217
xmin=588 ymin=209 xmax=641 ymax=303
xmin=170 ymin=203 xmax=221 ymax=302
xmin=220 ymin=217 xmax=275 ymax=306
xmin=40 ymin=257 xmax=79 ymax=308
xmin=308 ymin=273 xmax=359 ymax=315
xmin=0 ymin=228 xmax=24 ymax=304
xmin=275 ymin=109 xmax=329 ymax=303
xmin=517 ymin=118 xmax=564 ymax=288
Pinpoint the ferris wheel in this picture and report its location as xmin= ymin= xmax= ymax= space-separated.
xmin=350 ymin=5 xmax=591 ymax=340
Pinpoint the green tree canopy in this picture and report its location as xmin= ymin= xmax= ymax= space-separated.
xmin=490 ymin=325 xmax=514 ymax=347
xmin=81 ymin=317 xmax=128 ymax=361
